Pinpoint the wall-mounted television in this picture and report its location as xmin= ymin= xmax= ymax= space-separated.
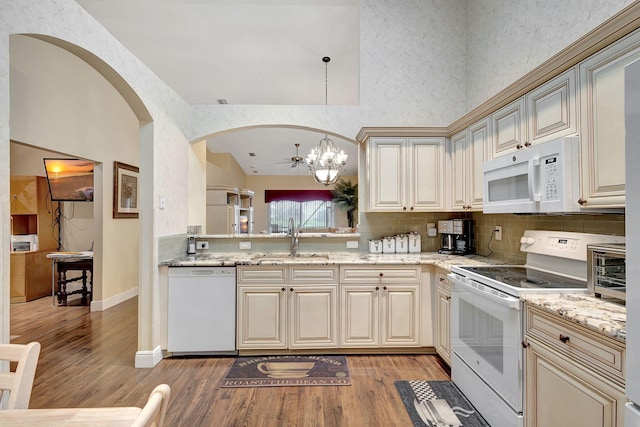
xmin=43 ymin=158 xmax=94 ymax=202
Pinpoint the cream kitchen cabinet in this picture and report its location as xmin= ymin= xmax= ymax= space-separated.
xmin=491 ymin=96 xmax=527 ymax=157
xmin=526 ymin=67 xmax=577 ymax=145
xmin=450 ymin=118 xmax=490 ymax=211
xmin=434 ymin=268 xmax=451 ymax=365
xmin=366 ymin=137 xmax=445 ymax=212
xmin=236 ymin=266 xmax=338 ymax=350
xmin=524 ymin=304 xmax=626 ymax=427
xmin=340 ymin=266 xmax=421 ymax=347
xmin=578 ymin=30 xmax=640 ymax=209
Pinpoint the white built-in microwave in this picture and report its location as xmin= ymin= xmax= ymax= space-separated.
xmin=483 ymin=136 xmax=580 ymax=214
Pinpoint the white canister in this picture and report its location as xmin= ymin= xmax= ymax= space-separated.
xmin=395 ymin=234 xmax=408 ymax=253
xmin=369 ymin=239 xmax=382 ymax=254
xmin=408 ymin=232 xmax=421 ymax=253
xmin=382 ymin=236 xmax=396 ymax=253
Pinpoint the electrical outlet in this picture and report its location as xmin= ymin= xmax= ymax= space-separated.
xmin=196 ymin=241 xmax=209 ymax=250
xmin=494 ymin=226 xmax=502 ymax=241
xmin=346 ymin=240 xmax=359 ymax=249
xmin=239 ymin=241 xmax=251 ymax=250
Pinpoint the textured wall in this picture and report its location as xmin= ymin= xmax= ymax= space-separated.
xmin=465 ymin=0 xmax=635 ymax=111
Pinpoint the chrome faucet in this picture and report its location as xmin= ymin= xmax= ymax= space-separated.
xmin=288 ymin=216 xmax=299 ymax=257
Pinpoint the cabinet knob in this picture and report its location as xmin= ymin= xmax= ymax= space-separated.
xmin=289 ymin=287 xmax=294 ymax=292
xmin=281 ymin=287 xmax=286 ymax=292
xmin=439 ymin=277 xmax=445 ymax=282
xmin=410 ymin=206 xmax=414 ymax=211
xmin=383 ymin=286 xmax=387 ymax=291
xmin=446 ymin=295 xmax=451 ymax=300
xmin=375 ymin=286 xmax=380 ymax=291
xmin=516 ymin=144 xmax=523 ymax=150
xmin=524 ymin=141 xmax=531 ymax=147
xmin=559 ymin=334 xmax=570 ymax=343
xmin=521 ymin=340 xmax=530 ymax=348
xmin=402 ymin=206 xmax=407 ymax=211
xmin=379 ymin=272 xmax=384 ymax=277
xmin=577 ymin=198 xmax=587 ymax=206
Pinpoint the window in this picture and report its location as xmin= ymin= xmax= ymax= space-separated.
xmin=265 ymin=190 xmax=334 ymax=233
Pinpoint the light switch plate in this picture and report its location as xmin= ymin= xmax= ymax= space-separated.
xmin=239 ymin=241 xmax=251 ymax=250
xmin=346 ymin=240 xmax=359 ymax=249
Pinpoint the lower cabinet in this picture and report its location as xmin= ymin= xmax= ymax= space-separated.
xmin=237 ymin=266 xmax=338 ymax=350
xmin=524 ymin=304 xmax=626 ymax=427
xmin=237 ymin=264 xmax=424 ymax=351
xmin=340 ymin=266 xmax=421 ymax=348
xmin=434 ymin=268 xmax=451 ymax=365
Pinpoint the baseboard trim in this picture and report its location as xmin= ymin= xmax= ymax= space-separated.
xmin=135 ymin=346 xmax=163 ymax=368
xmin=90 ymin=286 xmax=138 ymax=312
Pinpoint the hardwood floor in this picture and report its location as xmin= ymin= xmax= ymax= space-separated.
xmin=10 ymin=296 xmax=451 ymax=426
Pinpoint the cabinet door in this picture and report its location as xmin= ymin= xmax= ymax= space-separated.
xmin=525 ymin=338 xmax=625 ymax=427
xmin=206 ymin=205 xmax=239 ymax=234
xmin=237 ymin=285 xmax=287 ymax=349
xmin=491 ymin=96 xmax=527 ymax=157
xmin=435 ymin=285 xmax=451 ymax=365
xmin=380 ymin=285 xmax=420 ymax=347
xmin=467 ymin=119 xmax=489 ymax=209
xmin=367 ymin=138 xmax=405 ymax=211
xmin=527 ymin=67 xmax=577 ymax=144
xmin=579 ymin=32 xmax=640 ymax=208
xmin=10 ymin=176 xmax=38 ymax=214
xmin=407 ymin=137 xmax=445 ymax=211
xmin=340 ymin=285 xmax=379 ymax=347
xmin=450 ymin=131 xmax=468 ymax=210
xmin=288 ymin=285 xmax=338 ymax=349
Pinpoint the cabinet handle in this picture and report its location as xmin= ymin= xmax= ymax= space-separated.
xmin=402 ymin=206 xmax=407 ymax=211
xmin=439 ymin=277 xmax=445 ymax=282
xmin=524 ymin=141 xmax=531 ymax=147
xmin=410 ymin=206 xmax=414 ymax=211
xmin=289 ymin=287 xmax=294 ymax=292
xmin=281 ymin=287 xmax=285 ymax=292
xmin=379 ymin=273 xmax=384 ymax=277
xmin=516 ymin=144 xmax=523 ymax=150
xmin=521 ymin=340 xmax=530 ymax=348
xmin=559 ymin=334 xmax=570 ymax=343
xmin=446 ymin=295 xmax=451 ymax=300
xmin=577 ymin=198 xmax=587 ymax=206
xmin=375 ymin=286 xmax=380 ymax=291
xmin=383 ymin=286 xmax=387 ymax=291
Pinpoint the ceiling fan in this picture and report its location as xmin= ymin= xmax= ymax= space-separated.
xmin=275 ymin=143 xmax=305 ymax=168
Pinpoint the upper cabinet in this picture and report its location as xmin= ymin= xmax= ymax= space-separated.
xmin=578 ymin=30 xmax=640 ymax=209
xmin=526 ymin=67 xmax=578 ymax=145
xmin=366 ymin=137 xmax=445 ymax=212
xmin=450 ymin=118 xmax=490 ymax=211
xmin=490 ymin=96 xmax=527 ymax=157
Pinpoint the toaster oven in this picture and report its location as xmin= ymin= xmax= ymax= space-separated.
xmin=587 ymin=243 xmax=626 ymax=301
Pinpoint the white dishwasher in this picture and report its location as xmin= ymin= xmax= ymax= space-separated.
xmin=167 ymin=266 xmax=237 ymax=355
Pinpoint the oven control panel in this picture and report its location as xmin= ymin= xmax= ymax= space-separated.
xmin=520 ymin=230 xmax=625 ymax=262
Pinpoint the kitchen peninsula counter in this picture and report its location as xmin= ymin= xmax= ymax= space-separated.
xmin=160 ymin=252 xmax=494 ymax=269
xmin=521 ymin=293 xmax=626 ymax=342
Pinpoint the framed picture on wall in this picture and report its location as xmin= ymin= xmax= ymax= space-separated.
xmin=113 ymin=161 xmax=139 ymax=218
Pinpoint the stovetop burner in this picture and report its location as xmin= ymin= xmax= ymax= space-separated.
xmin=460 ymin=266 xmax=586 ymax=290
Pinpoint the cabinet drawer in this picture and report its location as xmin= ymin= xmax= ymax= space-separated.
xmin=525 ymin=304 xmax=625 ymax=385
xmin=237 ymin=266 xmax=287 ymax=284
xmin=435 ymin=268 xmax=451 ymax=291
xmin=290 ymin=266 xmax=339 ymax=284
xmin=340 ymin=266 xmax=421 ymax=283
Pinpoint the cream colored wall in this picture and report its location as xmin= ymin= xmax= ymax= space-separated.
xmin=206 ymin=151 xmax=247 ymax=188
xmin=188 ymin=140 xmax=207 ymax=230
xmin=246 ymin=174 xmax=358 ymax=232
xmin=9 ymin=36 xmax=139 ymax=303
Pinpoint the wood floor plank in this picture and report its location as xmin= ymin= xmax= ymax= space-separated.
xmin=10 ymin=296 xmax=451 ymax=425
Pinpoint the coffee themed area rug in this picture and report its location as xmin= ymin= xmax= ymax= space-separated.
xmin=395 ymin=380 xmax=490 ymax=427
xmin=221 ymin=355 xmax=351 ymax=388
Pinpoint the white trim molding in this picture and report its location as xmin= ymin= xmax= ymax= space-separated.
xmin=135 ymin=346 xmax=163 ymax=369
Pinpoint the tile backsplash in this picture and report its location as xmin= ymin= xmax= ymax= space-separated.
xmin=361 ymin=211 xmax=625 ymax=264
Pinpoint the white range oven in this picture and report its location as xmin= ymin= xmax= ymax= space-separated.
xmin=448 ymin=230 xmax=625 ymax=427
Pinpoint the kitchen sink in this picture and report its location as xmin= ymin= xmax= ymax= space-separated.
xmin=252 ymin=253 xmax=331 ymax=261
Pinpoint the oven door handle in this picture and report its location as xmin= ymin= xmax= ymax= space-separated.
xmin=450 ymin=276 xmax=521 ymax=310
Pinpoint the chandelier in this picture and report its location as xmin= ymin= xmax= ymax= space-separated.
xmin=306 ymin=56 xmax=348 ymax=186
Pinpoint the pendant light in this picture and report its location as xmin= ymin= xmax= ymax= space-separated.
xmin=306 ymin=56 xmax=348 ymax=186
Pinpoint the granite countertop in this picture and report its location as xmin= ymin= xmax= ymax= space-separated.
xmin=160 ymin=251 xmax=495 ymax=269
xmin=521 ymin=293 xmax=626 ymax=343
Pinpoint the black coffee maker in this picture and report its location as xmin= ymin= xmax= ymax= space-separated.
xmin=437 ymin=219 xmax=474 ymax=255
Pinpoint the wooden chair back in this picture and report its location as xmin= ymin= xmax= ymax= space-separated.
xmin=0 ymin=342 xmax=41 ymax=410
xmin=131 ymin=384 xmax=171 ymax=427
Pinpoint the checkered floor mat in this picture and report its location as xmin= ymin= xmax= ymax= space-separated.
xmin=408 ymin=380 xmax=438 ymax=402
